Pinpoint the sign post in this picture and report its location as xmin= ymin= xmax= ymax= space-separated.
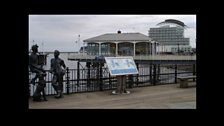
xmin=105 ymin=57 xmax=138 ymax=94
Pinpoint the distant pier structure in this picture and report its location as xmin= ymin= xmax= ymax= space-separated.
xmin=82 ymin=30 xmax=159 ymax=56
xmin=68 ymin=30 xmax=196 ymax=64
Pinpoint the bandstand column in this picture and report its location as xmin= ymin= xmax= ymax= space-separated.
xmin=99 ymin=42 xmax=101 ymax=56
xmin=133 ymin=42 xmax=136 ymax=56
xmin=115 ymin=42 xmax=118 ymax=56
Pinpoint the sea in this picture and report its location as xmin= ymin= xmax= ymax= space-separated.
xmin=43 ymin=52 xmax=84 ymax=70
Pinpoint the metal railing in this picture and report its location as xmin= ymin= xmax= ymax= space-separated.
xmin=29 ymin=63 xmax=196 ymax=96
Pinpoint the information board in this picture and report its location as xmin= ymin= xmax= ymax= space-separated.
xmin=105 ymin=57 xmax=139 ymax=76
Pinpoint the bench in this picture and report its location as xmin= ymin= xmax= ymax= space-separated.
xmin=177 ymin=76 xmax=196 ymax=88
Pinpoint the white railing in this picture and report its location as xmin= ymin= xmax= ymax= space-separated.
xmin=133 ymin=55 xmax=196 ymax=60
xmin=68 ymin=53 xmax=95 ymax=60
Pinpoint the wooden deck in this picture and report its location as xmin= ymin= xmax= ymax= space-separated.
xmin=29 ymin=82 xmax=196 ymax=109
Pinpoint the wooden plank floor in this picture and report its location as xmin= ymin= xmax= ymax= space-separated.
xmin=29 ymin=83 xmax=196 ymax=109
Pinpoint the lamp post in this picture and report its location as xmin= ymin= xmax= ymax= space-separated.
xmin=83 ymin=41 xmax=85 ymax=55
xmin=75 ymin=34 xmax=81 ymax=53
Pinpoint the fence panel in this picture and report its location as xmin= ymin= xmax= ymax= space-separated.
xmin=29 ymin=63 xmax=196 ymax=96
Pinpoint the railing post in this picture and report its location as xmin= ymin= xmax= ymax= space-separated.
xmin=66 ymin=67 xmax=70 ymax=94
xmin=157 ymin=64 xmax=160 ymax=84
xmin=77 ymin=60 xmax=80 ymax=87
xmin=193 ymin=64 xmax=196 ymax=82
xmin=86 ymin=62 xmax=91 ymax=88
xmin=175 ymin=64 xmax=177 ymax=83
xmin=150 ymin=63 xmax=152 ymax=84
xmin=96 ymin=61 xmax=103 ymax=91
xmin=96 ymin=62 xmax=99 ymax=90
xmin=136 ymin=63 xmax=139 ymax=86
xmin=153 ymin=64 xmax=157 ymax=85
xmin=128 ymin=75 xmax=133 ymax=88
xmin=99 ymin=62 xmax=103 ymax=91
xmin=109 ymin=72 xmax=111 ymax=88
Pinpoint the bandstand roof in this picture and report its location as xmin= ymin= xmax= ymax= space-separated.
xmin=83 ymin=33 xmax=151 ymax=43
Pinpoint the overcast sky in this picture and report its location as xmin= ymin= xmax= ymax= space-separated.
xmin=29 ymin=15 xmax=196 ymax=52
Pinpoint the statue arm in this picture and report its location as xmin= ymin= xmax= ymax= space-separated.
xmin=61 ymin=60 xmax=66 ymax=69
xmin=50 ymin=59 xmax=54 ymax=73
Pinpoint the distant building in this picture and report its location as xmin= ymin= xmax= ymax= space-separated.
xmin=79 ymin=46 xmax=87 ymax=53
xmin=83 ymin=31 xmax=158 ymax=56
xmin=192 ymin=48 xmax=196 ymax=53
xmin=148 ymin=19 xmax=191 ymax=53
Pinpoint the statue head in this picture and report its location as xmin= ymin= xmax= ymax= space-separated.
xmin=31 ymin=44 xmax=38 ymax=53
xmin=54 ymin=50 xmax=60 ymax=58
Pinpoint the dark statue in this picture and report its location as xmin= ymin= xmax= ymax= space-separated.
xmin=50 ymin=50 xmax=66 ymax=98
xmin=29 ymin=44 xmax=47 ymax=101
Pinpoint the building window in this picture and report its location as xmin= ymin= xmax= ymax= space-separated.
xmin=118 ymin=42 xmax=134 ymax=56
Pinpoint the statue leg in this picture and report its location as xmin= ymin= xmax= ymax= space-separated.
xmin=58 ymin=75 xmax=64 ymax=98
xmin=39 ymin=78 xmax=47 ymax=101
xmin=31 ymin=73 xmax=39 ymax=85
xmin=42 ymin=88 xmax=47 ymax=101
xmin=32 ymin=73 xmax=42 ymax=101
xmin=33 ymin=84 xmax=42 ymax=101
xmin=52 ymin=75 xmax=58 ymax=94
xmin=55 ymin=75 xmax=64 ymax=98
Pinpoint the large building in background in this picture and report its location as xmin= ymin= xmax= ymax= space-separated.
xmin=149 ymin=19 xmax=191 ymax=53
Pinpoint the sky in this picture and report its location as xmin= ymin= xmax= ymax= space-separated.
xmin=29 ymin=15 xmax=196 ymax=52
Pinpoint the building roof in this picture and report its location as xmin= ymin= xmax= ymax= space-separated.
xmin=83 ymin=33 xmax=151 ymax=42
xmin=157 ymin=19 xmax=188 ymax=28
